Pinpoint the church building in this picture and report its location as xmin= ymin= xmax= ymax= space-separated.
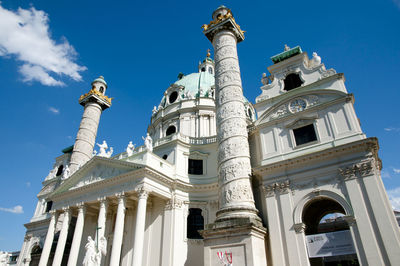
xmin=16 ymin=6 xmax=400 ymax=266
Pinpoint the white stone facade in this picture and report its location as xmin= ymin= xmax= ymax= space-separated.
xmin=15 ymin=6 xmax=400 ymax=266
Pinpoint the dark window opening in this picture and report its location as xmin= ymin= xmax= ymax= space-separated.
xmin=99 ymin=86 xmax=104 ymax=93
xmin=247 ymin=108 xmax=252 ymax=119
xmin=201 ymin=67 xmax=206 ymax=72
xmin=284 ymin=73 xmax=303 ymax=91
xmin=45 ymin=201 xmax=53 ymax=212
xmin=187 ymin=208 xmax=204 ymax=239
xmin=208 ymin=67 xmax=213 ymax=74
xmin=162 ymin=154 xmax=168 ymax=160
xmin=169 ymin=91 xmax=178 ymax=103
xmin=188 ymin=159 xmax=203 ymax=175
xmin=166 ymin=126 xmax=176 ymax=136
xmin=293 ymin=124 xmax=317 ymax=146
xmin=55 ymin=165 xmax=63 ymax=176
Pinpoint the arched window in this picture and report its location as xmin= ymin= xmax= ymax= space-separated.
xmin=284 ymin=73 xmax=303 ymax=91
xmin=162 ymin=154 xmax=168 ymax=160
xmin=99 ymin=86 xmax=104 ymax=93
xmin=169 ymin=91 xmax=178 ymax=104
xmin=208 ymin=67 xmax=213 ymax=74
xmin=55 ymin=165 xmax=63 ymax=176
xmin=201 ymin=67 xmax=206 ymax=72
xmin=166 ymin=126 xmax=176 ymax=136
xmin=247 ymin=108 xmax=253 ymax=119
xmin=187 ymin=208 xmax=204 ymax=239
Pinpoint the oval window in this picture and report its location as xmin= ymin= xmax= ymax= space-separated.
xmin=169 ymin=91 xmax=178 ymax=104
xmin=166 ymin=125 xmax=176 ymax=136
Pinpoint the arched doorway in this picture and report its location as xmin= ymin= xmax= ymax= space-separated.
xmin=303 ymin=198 xmax=359 ymax=266
xmin=29 ymin=244 xmax=42 ymax=266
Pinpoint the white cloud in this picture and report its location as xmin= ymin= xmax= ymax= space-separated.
xmin=0 ymin=205 xmax=24 ymax=214
xmin=387 ymin=187 xmax=400 ymax=210
xmin=381 ymin=169 xmax=391 ymax=179
xmin=393 ymin=168 xmax=400 ymax=174
xmin=384 ymin=127 xmax=400 ymax=132
xmin=0 ymin=4 xmax=86 ymax=86
xmin=25 ymin=182 xmax=31 ymax=187
xmin=48 ymin=106 xmax=60 ymax=114
xmin=393 ymin=0 xmax=400 ymax=9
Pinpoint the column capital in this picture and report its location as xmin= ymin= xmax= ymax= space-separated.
xmin=98 ymin=196 xmax=108 ymax=203
xmin=62 ymin=206 xmax=71 ymax=214
xmin=115 ymin=192 xmax=126 ymax=204
xmin=136 ymin=186 xmax=149 ymax=200
xmin=49 ymin=209 xmax=57 ymax=216
xmin=294 ymin=223 xmax=306 ymax=233
xmin=76 ymin=202 xmax=86 ymax=213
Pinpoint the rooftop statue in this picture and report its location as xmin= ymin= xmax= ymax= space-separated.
xmin=62 ymin=165 xmax=71 ymax=180
xmin=142 ymin=133 xmax=153 ymax=152
xmin=309 ymin=52 xmax=322 ymax=67
xmin=126 ymin=141 xmax=135 ymax=157
xmin=96 ymin=141 xmax=108 ymax=157
xmin=0 ymin=251 xmax=10 ymax=266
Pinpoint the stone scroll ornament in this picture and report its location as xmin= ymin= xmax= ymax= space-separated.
xmin=217 ymin=251 xmax=233 ymax=266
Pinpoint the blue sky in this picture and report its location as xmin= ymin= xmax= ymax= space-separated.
xmin=0 ymin=0 xmax=399 ymax=251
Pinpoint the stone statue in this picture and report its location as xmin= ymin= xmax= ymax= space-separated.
xmin=184 ymin=90 xmax=193 ymax=99
xmin=96 ymin=141 xmax=108 ymax=157
xmin=126 ymin=141 xmax=135 ymax=157
xmin=62 ymin=165 xmax=71 ymax=180
xmin=93 ymin=150 xmax=97 ymax=156
xmin=152 ymin=106 xmax=157 ymax=115
xmin=0 ymin=251 xmax=9 ymax=266
xmin=142 ymin=133 xmax=153 ymax=152
xmin=310 ymin=52 xmax=322 ymax=67
xmin=106 ymin=147 xmax=113 ymax=158
xmin=82 ymin=236 xmax=107 ymax=266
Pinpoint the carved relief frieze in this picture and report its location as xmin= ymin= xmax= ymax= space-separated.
xmin=222 ymin=180 xmax=254 ymax=205
xmin=165 ymin=195 xmax=184 ymax=210
xmin=215 ymin=45 xmax=237 ymax=62
xmin=219 ymin=159 xmax=251 ymax=182
xmin=217 ymin=118 xmax=248 ymax=141
xmin=217 ymin=102 xmax=246 ymax=121
xmin=216 ymin=71 xmax=241 ymax=89
xmin=215 ymin=58 xmax=240 ymax=76
xmin=339 ymin=160 xmax=375 ymax=180
xmin=218 ymin=138 xmax=249 ymax=162
xmin=216 ymin=86 xmax=243 ymax=105
xmin=213 ymin=34 xmax=236 ymax=50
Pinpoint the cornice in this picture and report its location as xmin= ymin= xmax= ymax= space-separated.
xmin=253 ymin=137 xmax=379 ymax=175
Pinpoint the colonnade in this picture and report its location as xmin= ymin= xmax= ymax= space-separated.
xmin=38 ymin=189 xmax=149 ymax=266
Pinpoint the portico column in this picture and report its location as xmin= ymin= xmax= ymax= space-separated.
xmin=132 ymin=188 xmax=149 ymax=266
xmin=67 ymin=203 xmax=85 ymax=266
xmin=52 ymin=207 xmax=71 ymax=266
xmin=109 ymin=193 xmax=126 ymax=266
xmin=38 ymin=210 xmax=57 ymax=266
xmin=96 ymin=197 xmax=108 ymax=265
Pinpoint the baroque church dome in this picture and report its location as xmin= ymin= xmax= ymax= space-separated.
xmin=149 ymin=54 xmax=256 ymax=143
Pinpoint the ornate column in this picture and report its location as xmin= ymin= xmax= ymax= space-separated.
xmin=109 ymin=193 xmax=126 ymax=266
xmin=67 ymin=203 xmax=85 ymax=266
xmin=203 ymin=6 xmax=258 ymax=222
xmin=38 ymin=210 xmax=57 ymax=266
xmin=96 ymin=197 xmax=108 ymax=241
xmin=69 ymin=76 xmax=112 ymax=173
xmin=201 ymin=7 xmax=267 ymax=266
xmin=52 ymin=207 xmax=71 ymax=266
xmin=132 ymin=187 xmax=149 ymax=266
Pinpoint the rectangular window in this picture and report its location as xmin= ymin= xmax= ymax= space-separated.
xmin=293 ymin=124 xmax=317 ymax=146
xmin=45 ymin=201 xmax=53 ymax=212
xmin=188 ymin=159 xmax=203 ymax=175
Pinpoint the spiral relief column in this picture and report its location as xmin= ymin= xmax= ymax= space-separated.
xmin=201 ymin=6 xmax=267 ymax=266
xmin=203 ymin=6 xmax=259 ymax=222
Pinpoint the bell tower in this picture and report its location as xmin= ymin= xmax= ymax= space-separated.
xmin=69 ymin=76 xmax=112 ymax=173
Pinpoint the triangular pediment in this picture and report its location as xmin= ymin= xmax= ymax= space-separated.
xmin=53 ymin=157 xmax=144 ymax=194
xmin=256 ymin=90 xmax=347 ymax=126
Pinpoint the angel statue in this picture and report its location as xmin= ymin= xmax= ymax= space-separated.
xmin=96 ymin=141 xmax=108 ymax=157
xmin=0 ymin=251 xmax=10 ymax=266
xmin=82 ymin=236 xmax=107 ymax=266
xmin=62 ymin=165 xmax=71 ymax=180
xmin=142 ymin=133 xmax=153 ymax=152
xmin=126 ymin=141 xmax=135 ymax=157
xmin=309 ymin=52 xmax=322 ymax=67
xmin=105 ymin=147 xmax=113 ymax=158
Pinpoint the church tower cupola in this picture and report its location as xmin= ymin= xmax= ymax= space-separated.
xmin=91 ymin=75 xmax=108 ymax=95
xmin=198 ymin=49 xmax=215 ymax=75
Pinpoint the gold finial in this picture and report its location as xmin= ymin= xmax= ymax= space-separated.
xmin=207 ymin=49 xmax=211 ymax=58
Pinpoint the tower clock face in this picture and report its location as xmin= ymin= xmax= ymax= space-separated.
xmin=289 ymin=98 xmax=307 ymax=113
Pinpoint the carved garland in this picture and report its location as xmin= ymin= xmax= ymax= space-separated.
xmin=263 ymin=180 xmax=291 ymax=197
xmin=338 ymin=160 xmax=375 ymax=180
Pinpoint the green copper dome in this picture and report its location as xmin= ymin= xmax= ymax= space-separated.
xmin=174 ymin=71 xmax=215 ymax=97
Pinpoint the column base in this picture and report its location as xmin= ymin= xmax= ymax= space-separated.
xmin=201 ymin=218 xmax=268 ymax=266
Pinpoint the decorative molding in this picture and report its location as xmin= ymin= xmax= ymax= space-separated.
xmin=263 ymin=180 xmax=290 ymax=197
xmin=339 ymin=159 xmax=375 ymax=180
xmin=294 ymin=223 xmax=306 ymax=233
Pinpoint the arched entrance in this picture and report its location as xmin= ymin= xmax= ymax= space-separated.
xmin=302 ymin=197 xmax=359 ymax=266
xmin=29 ymin=244 xmax=42 ymax=266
